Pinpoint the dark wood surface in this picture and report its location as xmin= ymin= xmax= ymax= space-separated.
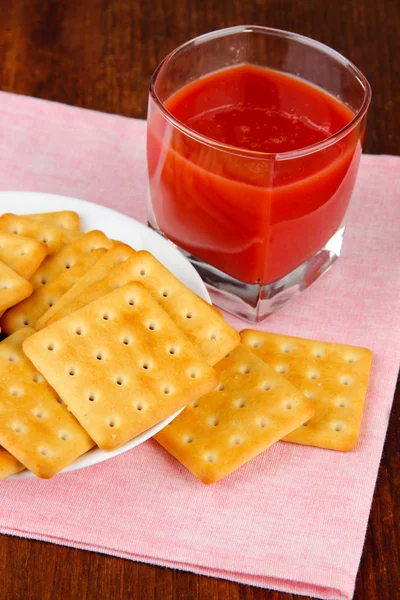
xmin=0 ymin=1 xmax=399 ymax=599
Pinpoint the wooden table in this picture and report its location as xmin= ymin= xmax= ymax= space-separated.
xmin=0 ymin=1 xmax=399 ymax=599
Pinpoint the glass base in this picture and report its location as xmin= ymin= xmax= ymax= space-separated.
xmin=148 ymin=216 xmax=345 ymax=323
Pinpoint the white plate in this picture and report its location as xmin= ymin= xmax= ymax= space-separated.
xmin=0 ymin=192 xmax=210 ymax=479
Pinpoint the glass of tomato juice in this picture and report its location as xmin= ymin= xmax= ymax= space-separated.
xmin=147 ymin=26 xmax=371 ymax=322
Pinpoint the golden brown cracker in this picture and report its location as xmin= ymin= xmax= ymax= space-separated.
xmin=155 ymin=344 xmax=315 ymax=484
xmin=0 ymin=447 xmax=24 ymax=480
xmin=0 ymin=214 xmax=81 ymax=254
xmin=0 ymin=328 xmax=94 ymax=478
xmin=0 ymin=261 xmax=32 ymax=313
xmin=30 ymin=230 xmax=113 ymax=291
xmin=241 ymin=330 xmax=372 ymax=451
xmin=23 ymin=211 xmax=81 ymax=231
xmin=0 ymin=231 xmax=48 ymax=279
xmin=23 ymin=282 xmax=219 ymax=451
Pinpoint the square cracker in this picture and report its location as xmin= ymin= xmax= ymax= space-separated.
xmin=241 ymin=330 xmax=373 ymax=451
xmin=23 ymin=282 xmax=219 ymax=451
xmin=0 ymin=214 xmax=81 ymax=254
xmin=0 ymin=261 xmax=32 ymax=313
xmin=43 ymin=250 xmax=240 ymax=365
xmin=0 ymin=231 xmax=48 ymax=279
xmin=1 ymin=248 xmax=107 ymax=335
xmin=30 ymin=230 xmax=113 ymax=291
xmin=0 ymin=447 xmax=24 ymax=480
xmin=0 ymin=328 xmax=94 ymax=478
xmin=23 ymin=211 xmax=81 ymax=231
xmin=155 ymin=344 xmax=315 ymax=484
xmin=37 ymin=243 xmax=136 ymax=328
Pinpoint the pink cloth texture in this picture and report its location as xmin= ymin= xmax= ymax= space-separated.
xmin=0 ymin=91 xmax=399 ymax=600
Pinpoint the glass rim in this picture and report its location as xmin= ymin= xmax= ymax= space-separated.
xmin=149 ymin=25 xmax=371 ymax=161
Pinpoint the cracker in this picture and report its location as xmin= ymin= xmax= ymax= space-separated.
xmin=30 ymin=230 xmax=113 ymax=291
xmin=1 ymin=249 xmax=107 ymax=335
xmin=0 ymin=261 xmax=32 ymax=313
xmin=23 ymin=282 xmax=219 ymax=451
xmin=38 ymin=243 xmax=136 ymax=328
xmin=155 ymin=344 xmax=315 ymax=484
xmin=44 ymin=250 xmax=240 ymax=364
xmin=0 ymin=447 xmax=24 ymax=480
xmin=0 ymin=328 xmax=94 ymax=478
xmin=23 ymin=211 xmax=81 ymax=231
xmin=0 ymin=214 xmax=81 ymax=254
xmin=241 ymin=330 xmax=373 ymax=451
xmin=0 ymin=231 xmax=48 ymax=279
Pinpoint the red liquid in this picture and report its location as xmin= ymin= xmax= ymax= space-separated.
xmin=148 ymin=64 xmax=362 ymax=284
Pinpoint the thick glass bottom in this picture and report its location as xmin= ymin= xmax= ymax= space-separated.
xmin=148 ymin=210 xmax=345 ymax=323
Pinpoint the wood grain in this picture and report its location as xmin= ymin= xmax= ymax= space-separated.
xmin=0 ymin=1 xmax=399 ymax=599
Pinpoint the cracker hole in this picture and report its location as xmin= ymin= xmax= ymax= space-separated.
xmin=1 ymin=283 xmax=9 ymax=290
xmin=12 ymin=228 xmax=19 ymax=234
xmin=334 ymin=423 xmax=344 ymax=432
xmin=47 ymin=343 xmax=55 ymax=351
xmin=39 ymin=448 xmax=49 ymax=457
xmin=34 ymin=409 xmax=46 ymax=419
xmin=96 ymin=352 xmax=104 ymax=361
xmin=65 ymin=263 xmax=71 ymax=269
xmin=88 ymin=393 xmax=97 ymax=402
xmin=139 ymin=268 xmax=146 ymax=276
xmin=285 ymin=402 xmax=293 ymax=410
xmin=216 ymin=383 xmax=224 ymax=391
xmin=161 ymin=290 xmax=169 ymax=298
xmin=210 ymin=333 xmax=217 ymax=341
xmin=258 ymin=418 xmax=268 ymax=428
xmin=313 ymin=349 xmax=324 ymax=358
xmin=40 ymin=278 xmax=47 ymax=285
xmin=32 ymin=373 xmax=43 ymax=383
xmin=275 ymin=365 xmax=288 ymax=374
xmin=338 ymin=400 xmax=347 ymax=408
xmin=8 ymin=354 xmax=16 ymax=362
xmin=302 ymin=422 xmax=309 ymax=427
xmin=241 ymin=365 xmax=251 ymax=374
xmin=48 ymin=300 xmax=54 ymax=307
xmin=304 ymin=391 xmax=315 ymax=401
xmin=41 ymin=237 xmax=48 ymax=244
xmin=108 ymin=418 xmax=117 ymax=428
xmin=128 ymin=297 xmax=136 ymax=306
xmin=308 ymin=370 xmax=319 ymax=380
xmin=135 ymin=401 xmax=144 ymax=411
xmin=12 ymin=424 xmax=24 ymax=433
xmin=10 ymin=388 xmax=22 ymax=397
xmin=234 ymin=398 xmax=246 ymax=408
xmin=184 ymin=435 xmax=194 ymax=444
xmin=185 ymin=311 xmax=193 ymax=319
xmin=187 ymin=370 xmax=198 ymax=379
xmin=116 ymin=376 xmax=125 ymax=385
xmin=262 ymin=382 xmax=273 ymax=391
xmin=20 ymin=249 xmax=27 ymax=256
xmin=210 ymin=417 xmax=219 ymax=427
xmin=251 ymin=341 xmax=260 ymax=348
xmin=168 ymin=346 xmax=176 ymax=355
xmin=122 ymin=336 xmax=131 ymax=345
xmin=232 ymin=436 xmax=242 ymax=446
xmin=148 ymin=322 xmax=156 ymax=331
xmin=102 ymin=312 xmax=110 ymax=321
xmin=282 ymin=344 xmax=293 ymax=353
xmin=205 ymin=453 xmax=216 ymax=463
xmin=75 ymin=327 xmax=83 ymax=336
xmin=346 ymin=356 xmax=356 ymax=363
xmin=142 ymin=362 xmax=150 ymax=371
xmin=23 ymin=319 xmax=30 ymax=326
xmin=340 ymin=375 xmax=352 ymax=386
xmin=190 ymin=400 xmax=199 ymax=408
xmin=59 ymin=431 xmax=70 ymax=441
xmin=163 ymin=386 xmax=171 ymax=395
xmin=68 ymin=367 xmax=76 ymax=376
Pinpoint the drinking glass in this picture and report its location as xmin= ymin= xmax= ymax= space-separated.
xmin=147 ymin=26 xmax=371 ymax=322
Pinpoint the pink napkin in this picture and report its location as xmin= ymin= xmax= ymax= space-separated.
xmin=0 ymin=91 xmax=399 ymax=600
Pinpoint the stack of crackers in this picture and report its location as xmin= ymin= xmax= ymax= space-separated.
xmin=0 ymin=211 xmax=372 ymax=484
